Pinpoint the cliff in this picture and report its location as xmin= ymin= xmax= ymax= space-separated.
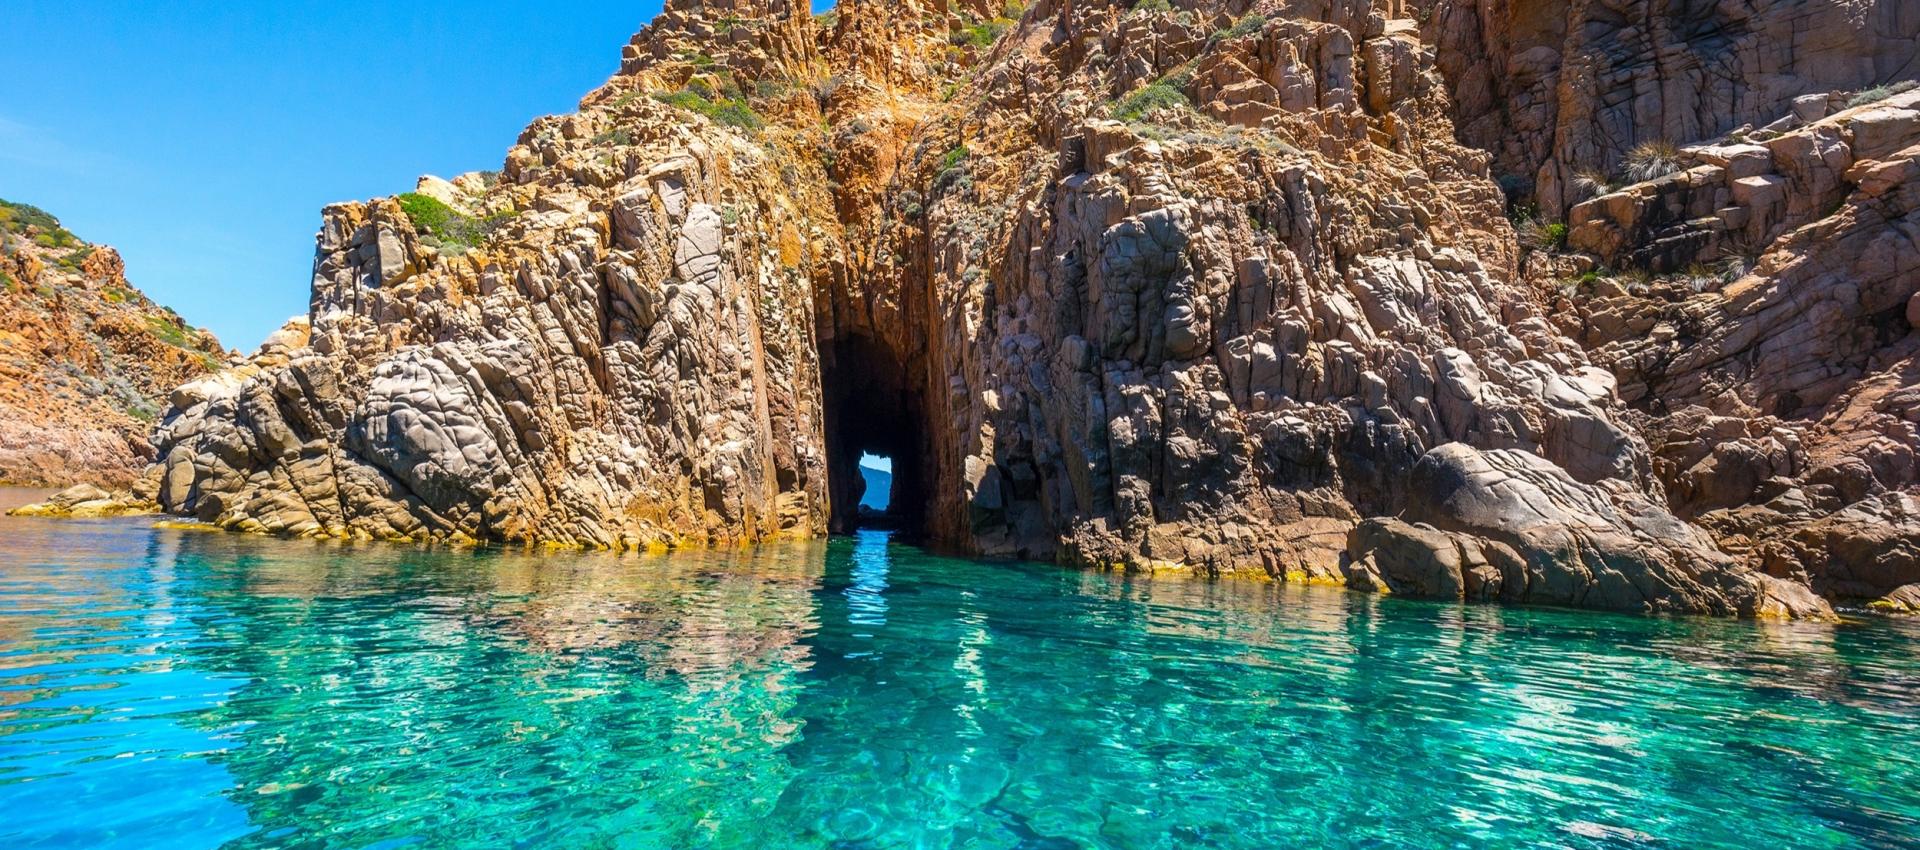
xmin=0 ymin=200 xmax=226 ymax=487
xmin=121 ymin=0 xmax=1920 ymax=617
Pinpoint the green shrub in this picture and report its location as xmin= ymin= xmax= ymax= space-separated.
xmin=1846 ymin=86 xmax=1891 ymax=108
xmin=1215 ymin=13 xmax=1267 ymax=40
xmin=55 ymin=246 xmax=94 ymax=270
xmin=1514 ymin=214 xmax=1568 ymax=251
xmin=753 ymin=77 xmax=794 ymax=99
xmin=898 ymin=189 xmax=924 ymax=218
xmin=939 ymin=144 xmax=970 ymax=172
xmin=1131 ymin=0 xmax=1172 ymax=13
xmin=145 ymin=315 xmax=192 ymax=348
xmin=396 ymin=192 xmax=511 ymax=251
xmin=953 ymin=18 xmax=1011 ymax=48
xmin=0 ymin=268 xmax=13 ymax=292
xmin=653 ymin=87 xmax=764 ymax=131
xmin=1113 ymin=79 xmax=1192 ymax=122
xmin=936 ymin=144 xmax=971 ymax=189
xmin=0 ymin=199 xmax=78 ymax=247
xmin=1504 ymin=198 xmax=1536 ymax=226
xmin=397 ymin=192 xmax=459 ymax=236
xmin=592 ymin=128 xmax=634 ymax=146
xmin=1516 ymin=219 xmax=1567 ymax=251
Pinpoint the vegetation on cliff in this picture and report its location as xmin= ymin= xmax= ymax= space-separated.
xmin=0 ymin=198 xmax=226 ymax=485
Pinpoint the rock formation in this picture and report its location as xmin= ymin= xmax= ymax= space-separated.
xmin=1547 ymin=78 xmax=1920 ymax=614
xmin=1431 ymin=0 xmax=1920 ymax=218
xmin=99 ymin=0 xmax=1920 ymax=618
xmin=0 ymin=200 xmax=226 ymax=487
xmin=1345 ymin=443 xmax=1824 ymax=617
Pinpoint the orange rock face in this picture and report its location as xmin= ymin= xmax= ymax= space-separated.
xmin=0 ymin=201 xmax=226 ymax=487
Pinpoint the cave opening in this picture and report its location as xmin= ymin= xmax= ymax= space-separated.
xmin=858 ymin=453 xmax=893 ymax=513
xmin=820 ymin=332 xmax=929 ymax=538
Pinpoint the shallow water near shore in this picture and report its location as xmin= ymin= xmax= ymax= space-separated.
xmin=1 ymin=495 xmax=1918 ymax=849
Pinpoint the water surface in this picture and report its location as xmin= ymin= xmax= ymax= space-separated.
xmin=1 ymin=495 xmax=1917 ymax=848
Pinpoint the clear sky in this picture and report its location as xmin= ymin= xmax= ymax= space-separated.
xmin=1 ymin=1 xmax=666 ymax=351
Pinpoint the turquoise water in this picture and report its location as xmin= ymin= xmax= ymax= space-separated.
xmin=2 ymin=499 xmax=1918 ymax=848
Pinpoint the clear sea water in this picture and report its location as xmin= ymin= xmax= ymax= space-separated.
xmin=1 ymin=490 xmax=1918 ymax=849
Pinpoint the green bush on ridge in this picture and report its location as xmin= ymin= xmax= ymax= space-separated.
xmin=1214 ymin=13 xmax=1266 ymax=41
xmin=1113 ymin=79 xmax=1192 ymax=122
xmin=396 ymin=192 xmax=513 ymax=253
xmin=0 ymin=199 xmax=82 ymax=249
xmin=653 ymin=85 xmax=764 ymax=131
xmin=953 ymin=16 xmax=1013 ymax=48
xmin=144 ymin=314 xmax=192 ymax=348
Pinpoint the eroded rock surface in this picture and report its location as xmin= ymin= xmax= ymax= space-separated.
xmin=1430 ymin=0 xmax=1920 ymax=217
xmin=1547 ymin=78 xmax=1920 ymax=613
xmin=116 ymin=0 xmax=1918 ymax=618
xmin=0 ymin=200 xmax=226 ymax=487
xmin=9 ymin=483 xmax=154 ymax=518
xmin=1346 ymin=444 xmax=1829 ymax=617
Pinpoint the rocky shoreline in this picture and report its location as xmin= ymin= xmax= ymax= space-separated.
xmin=13 ymin=0 xmax=1920 ymax=619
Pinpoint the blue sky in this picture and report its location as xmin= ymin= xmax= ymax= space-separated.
xmin=1 ymin=1 xmax=665 ymax=350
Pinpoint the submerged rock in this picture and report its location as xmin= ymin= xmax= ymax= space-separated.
xmin=9 ymin=483 xmax=156 ymax=519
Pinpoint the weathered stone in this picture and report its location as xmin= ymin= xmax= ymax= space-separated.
xmin=43 ymin=0 xmax=1909 ymax=621
xmin=8 ymin=482 xmax=157 ymax=518
xmin=0 ymin=206 xmax=228 ymax=488
xmin=1381 ymin=443 xmax=1832 ymax=617
xmin=1433 ymin=0 xmax=1920 ymax=217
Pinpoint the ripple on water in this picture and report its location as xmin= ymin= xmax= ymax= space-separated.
xmin=0 ymin=513 xmax=1918 ymax=848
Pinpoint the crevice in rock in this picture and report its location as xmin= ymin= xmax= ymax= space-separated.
xmin=820 ymin=330 xmax=932 ymax=538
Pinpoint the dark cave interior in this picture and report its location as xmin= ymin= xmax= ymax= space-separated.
xmin=820 ymin=332 xmax=930 ymax=536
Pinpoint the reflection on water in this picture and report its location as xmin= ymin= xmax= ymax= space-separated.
xmin=845 ymin=530 xmax=892 ymax=633
xmin=0 ymin=513 xmax=1918 ymax=849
